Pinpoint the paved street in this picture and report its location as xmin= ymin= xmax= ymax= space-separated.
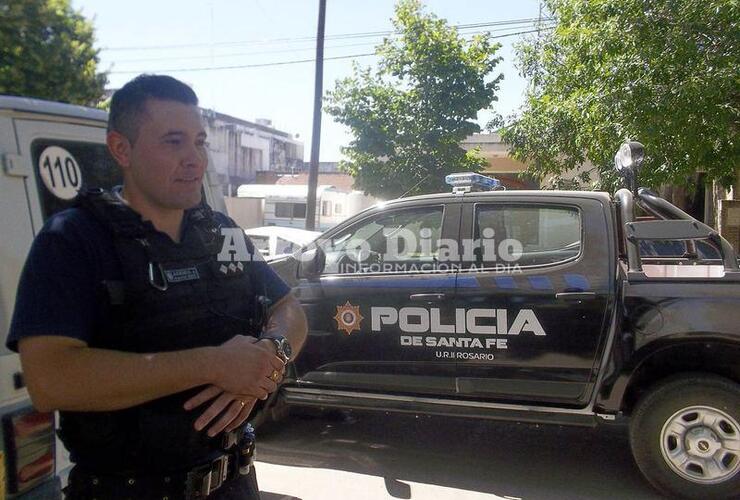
xmin=254 ymin=410 xmax=667 ymax=500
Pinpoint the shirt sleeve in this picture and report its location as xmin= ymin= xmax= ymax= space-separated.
xmin=243 ymin=233 xmax=291 ymax=305
xmin=7 ymin=217 xmax=98 ymax=352
xmin=249 ymin=257 xmax=292 ymax=305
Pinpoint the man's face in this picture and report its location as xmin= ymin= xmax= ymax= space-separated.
xmin=121 ymin=99 xmax=208 ymax=211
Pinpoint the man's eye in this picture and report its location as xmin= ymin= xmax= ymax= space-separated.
xmin=165 ymin=139 xmax=181 ymax=145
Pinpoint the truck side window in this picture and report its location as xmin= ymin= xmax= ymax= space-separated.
xmin=474 ymin=205 xmax=582 ymax=268
xmin=31 ymin=139 xmax=121 ymax=220
xmin=322 ymin=206 xmax=444 ymax=275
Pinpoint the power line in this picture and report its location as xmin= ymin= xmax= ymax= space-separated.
xmin=111 ymin=22 xmax=556 ymax=65
xmin=113 ymin=40 xmax=377 ymax=64
xmin=108 ymin=27 xmax=554 ymax=75
xmin=101 ymin=17 xmax=554 ymax=52
xmin=110 ymin=53 xmax=376 ymax=74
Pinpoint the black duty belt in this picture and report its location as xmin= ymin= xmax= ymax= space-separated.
xmin=66 ymin=426 xmax=256 ymax=500
xmin=185 ymin=434 xmax=256 ymax=499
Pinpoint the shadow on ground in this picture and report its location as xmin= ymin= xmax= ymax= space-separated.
xmin=256 ymin=410 xmax=667 ymax=500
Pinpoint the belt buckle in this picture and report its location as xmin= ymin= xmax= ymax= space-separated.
xmin=199 ymin=455 xmax=229 ymax=497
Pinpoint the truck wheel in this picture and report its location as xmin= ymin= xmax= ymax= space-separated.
xmin=630 ymin=374 xmax=740 ymax=499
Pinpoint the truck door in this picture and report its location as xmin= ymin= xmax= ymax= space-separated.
xmin=453 ymin=197 xmax=613 ymax=406
xmin=293 ymin=201 xmax=462 ymax=396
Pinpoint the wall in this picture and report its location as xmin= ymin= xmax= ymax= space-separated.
xmin=224 ymin=197 xmax=264 ymax=229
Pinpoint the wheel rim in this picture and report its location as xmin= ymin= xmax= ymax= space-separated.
xmin=660 ymin=405 xmax=740 ymax=484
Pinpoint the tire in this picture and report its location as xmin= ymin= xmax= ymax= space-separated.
xmin=629 ymin=373 xmax=740 ymax=499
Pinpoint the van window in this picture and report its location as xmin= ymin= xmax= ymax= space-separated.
xmin=276 ymin=237 xmax=299 ymax=255
xmin=249 ymin=235 xmax=270 ymax=256
xmin=31 ymin=139 xmax=121 ymax=220
xmin=275 ymin=202 xmax=307 ymax=219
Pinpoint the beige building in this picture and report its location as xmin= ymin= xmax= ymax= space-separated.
xmin=461 ymin=133 xmax=538 ymax=189
xmin=462 ymin=133 xmax=600 ymax=190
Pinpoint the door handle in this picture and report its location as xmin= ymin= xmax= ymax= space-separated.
xmin=409 ymin=293 xmax=447 ymax=302
xmin=555 ymin=292 xmax=597 ymax=301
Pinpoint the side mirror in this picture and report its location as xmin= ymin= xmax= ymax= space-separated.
xmin=297 ymin=244 xmax=325 ymax=280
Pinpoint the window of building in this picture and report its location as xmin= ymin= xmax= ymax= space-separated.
xmin=240 ymin=147 xmax=263 ymax=175
xmin=334 ymin=203 xmax=343 ymax=215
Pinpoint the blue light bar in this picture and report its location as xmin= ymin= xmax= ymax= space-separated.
xmin=445 ymin=172 xmax=501 ymax=190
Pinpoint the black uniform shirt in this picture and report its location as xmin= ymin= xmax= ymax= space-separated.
xmin=8 ymin=205 xmax=291 ymax=352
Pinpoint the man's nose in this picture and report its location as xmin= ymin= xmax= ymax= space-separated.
xmin=183 ymin=142 xmax=207 ymax=169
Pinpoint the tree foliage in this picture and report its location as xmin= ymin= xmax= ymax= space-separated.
xmin=326 ymin=0 xmax=503 ymax=198
xmin=0 ymin=0 xmax=107 ymax=105
xmin=502 ymin=0 xmax=739 ymax=191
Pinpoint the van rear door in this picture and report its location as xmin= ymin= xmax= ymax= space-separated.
xmin=13 ymin=118 xmax=120 ymax=231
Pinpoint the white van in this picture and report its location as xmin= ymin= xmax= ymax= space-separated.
xmin=245 ymin=226 xmax=321 ymax=261
xmin=0 ymin=95 xmax=226 ymax=498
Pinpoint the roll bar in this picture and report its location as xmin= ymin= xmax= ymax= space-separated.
xmin=615 ymin=189 xmax=642 ymax=273
xmin=616 ymin=188 xmax=740 ymax=274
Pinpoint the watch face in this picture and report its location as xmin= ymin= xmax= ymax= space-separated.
xmin=282 ymin=340 xmax=293 ymax=358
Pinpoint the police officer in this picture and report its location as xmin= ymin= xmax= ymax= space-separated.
xmin=7 ymin=74 xmax=308 ymax=499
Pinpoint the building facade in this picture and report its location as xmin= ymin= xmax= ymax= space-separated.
xmin=461 ymin=133 xmax=539 ymax=189
xmin=461 ymin=133 xmax=598 ymax=190
xmin=201 ymin=110 xmax=303 ymax=195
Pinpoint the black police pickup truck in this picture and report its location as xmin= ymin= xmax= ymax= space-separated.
xmin=266 ymin=143 xmax=740 ymax=499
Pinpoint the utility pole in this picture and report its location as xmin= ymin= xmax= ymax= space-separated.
xmin=305 ymin=0 xmax=326 ymax=231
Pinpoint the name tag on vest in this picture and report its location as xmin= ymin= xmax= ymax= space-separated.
xmin=164 ymin=267 xmax=201 ymax=283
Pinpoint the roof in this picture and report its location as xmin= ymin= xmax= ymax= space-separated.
xmin=206 ymin=109 xmax=292 ymax=139
xmin=379 ymin=189 xmax=613 ymax=207
xmin=275 ymin=173 xmax=355 ymax=192
xmin=336 ymin=189 xmax=612 ymax=224
xmin=244 ymin=226 xmax=321 ymax=241
xmin=461 ymin=132 xmax=503 ymax=144
xmin=0 ymin=95 xmax=108 ymax=123
xmin=236 ymin=184 xmax=337 ymax=199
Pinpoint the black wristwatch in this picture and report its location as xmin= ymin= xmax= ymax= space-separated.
xmin=262 ymin=335 xmax=292 ymax=363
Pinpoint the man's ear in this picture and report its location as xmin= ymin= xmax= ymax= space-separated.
xmin=107 ymin=131 xmax=132 ymax=170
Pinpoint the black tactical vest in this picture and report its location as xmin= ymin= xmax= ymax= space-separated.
xmin=58 ymin=189 xmax=263 ymax=473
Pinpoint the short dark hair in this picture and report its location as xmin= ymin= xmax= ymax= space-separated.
xmin=108 ymin=74 xmax=199 ymax=142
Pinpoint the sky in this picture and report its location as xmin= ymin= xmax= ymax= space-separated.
xmin=74 ymin=0 xmax=545 ymax=162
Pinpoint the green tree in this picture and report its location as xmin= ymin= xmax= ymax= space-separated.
xmin=326 ymin=0 xmax=503 ymax=198
xmin=0 ymin=0 xmax=107 ymax=105
xmin=502 ymin=0 xmax=739 ymax=191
